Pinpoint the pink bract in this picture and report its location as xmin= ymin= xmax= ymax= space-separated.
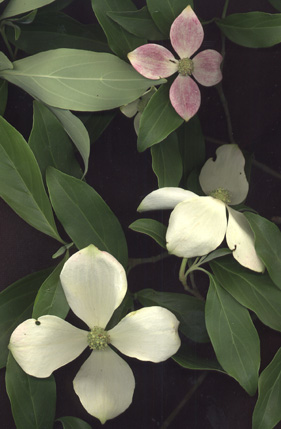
xmin=128 ymin=6 xmax=223 ymax=121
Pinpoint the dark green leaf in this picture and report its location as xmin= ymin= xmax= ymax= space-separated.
xmin=186 ymin=169 xmax=204 ymax=195
xmin=0 ymin=79 xmax=8 ymax=115
xmin=205 ymin=275 xmax=260 ymax=395
xmin=137 ymin=288 xmax=209 ymax=343
xmin=106 ymin=292 xmax=134 ymax=330
xmin=244 ymin=212 xmax=281 ymax=289
xmin=137 ymin=84 xmax=184 ymax=152
xmin=80 ymin=110 xmax=116 ymax=145
xmin=147 ymin=0 xmax=193 ymax=36
xmin=200 ymin=248 xmax=232 ymax=265
xmin=6 ymin=12 xmax=110 ymax=54
xmin=177 ymin=115 xmax=205 ymax=185
xmin=107 ymin=6 xmax=165 ymax=40
xmin=6 ymin=353 xmax=56 ymax=429
xmin=0 ymin=49 xmax=165 ymax=111
xmin=57 ymin=416 xmax=92 ymax=429
xmin=216 ymin=12 xmax=281 ymax=48
xmin=129 ymin=218 xmax=167 ymax=248
xmin=0 ymin=52 xmax=13 ymax=71
xmin=268 ymin=0 xmax=281 ymax=12
xmin=46 ymin=168 xmax=128 ymax=268
xmin=253 ymin=347 xmax=281 ymax=429
xmin=0 ymin=268 xmax=51 ymax=368
xmin=32 ymin=255 xmax=69 ymax=319
xmin=211 ymin=257 xmax=281 ymax=332
xmin=91 ymin=0 xmax=146 ymax=59
xmin=151 ymin=132 xmax=183 ymax=187
xmin=0 ymin=0 xmax=55 ymax=19
xmin=173 ymin=343 xmax=223 ymax=372
xmin=11 ymin=9 xmax=37 ymax=24
xmin=28 ymin=101 xmax=82 ymax=179
xmin=44 ymin=0 xmax=75 ymax=11
xmin=0 ymin=116 xmax=63 ymax=242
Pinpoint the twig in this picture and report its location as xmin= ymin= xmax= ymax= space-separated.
xmin=127 ymin=252 xmax=170 ymax=273
xmin=161 ymin=372 xmax=208 ymax=428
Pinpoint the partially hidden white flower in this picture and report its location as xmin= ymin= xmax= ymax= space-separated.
xmin=9 ymin=245 xmax=180 ymax=424
xmin=138 ymin=144 xmax=265 ymax=273
xmin=120 ymin=87 xmax=156 ymax=135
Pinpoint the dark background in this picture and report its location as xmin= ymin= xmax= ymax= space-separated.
xmin=1 ymin=0 xmax=281 ymax=428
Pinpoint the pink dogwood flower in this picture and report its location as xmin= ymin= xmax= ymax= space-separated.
xmin=128 ymin=6 xmax=222 ymax=121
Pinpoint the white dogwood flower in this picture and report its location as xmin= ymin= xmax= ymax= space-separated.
xmin=9 ymin=245 xmax=180 ymax=424
xmin=138 ymin=144 xmax=264 ymax=272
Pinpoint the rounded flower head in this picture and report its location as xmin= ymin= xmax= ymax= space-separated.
xmin=9 ymin=245 xmax=180 ymax=423
xmin=138 ymin=145 xmax=265 ymax=273
xmin=128 ymin=6 xmax=222 ymax=121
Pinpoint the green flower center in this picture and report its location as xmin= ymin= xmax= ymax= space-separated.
xmin=87 ymin=326 xmax=110 ymax=350
xmin=210 ymin=188 xmax=231 ymax=204
xmin=178 ymin=58 xmax=194 ymax=76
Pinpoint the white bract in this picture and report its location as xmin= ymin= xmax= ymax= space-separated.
xmin=138 ymin=144 xmax=264 ymax=273
xmin=9 ymin=245 xmax=180 ymax=423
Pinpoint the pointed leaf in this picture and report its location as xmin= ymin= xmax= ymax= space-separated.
xmin=57 ymin=416 xmax=92 ymax=429
xmin=244 ymin=212 xmax=281 ymax=289
xmin=200 ymin=248 xmax=231 ymax=265
xmin=44 ymin=0 xmax=74 ymax=11
xmin=107 ymin=7 xmax=165 ymax=40
xmin=0 ymin=52 xmax=13 ymax=71
xmin=173 ymin=343 xmax=223 ymax=372
xmin=151 ymin=132 xmax=183 ymax=188
xmin=91 ymin=0 xmax=147 ymax=59
xmin=138 ymin=83 xmax=184 ymax=152
xmin=6 ymin=353 xmax=56 ymax=429
xmin=177 ymin=115 xmax=205 ymax=185
xmin=1 ymin=0 xmax=55 ymax=19
xmin=268 ymin=0 xmax=281 ymax=12
xmin=205 ymin=275 xmax=260 ymax=395
xmin=147 ymin=0 xmax=194 ymax=36
xmin=137 ymin=288 xmax=209 ymax=343
xmin=6 ymin=12 xmax=110 ymax=55
xmin=129 ymin=218 xmax=167 ymax=248
xmin=216 ymin=12 xmax=281 ymax=48
xmin=46 ymin=168 xmax=128 ymax=268
xmin=28 ymin=101 xmax=82 ymax=179
xmin=0 ymin=116 xmax=63 ymax=242
xmin=32 ymin=255 xmax=70 ymax=320
xmin=47 ymin=106 xmax=90 ymax=176
xmin=0 ymin=49 xmax=165 ymax=111
xmin=0 ymin=268 xmax=52 ymax=368
xmin=0 ymin=79 xmax=8 ymax=116
xmin=253 ymin=347 xmax=281 ymax=429
xmin=80 ymin=110 xmax=116 ymax=145
xmin=211 ymin=257 xmax=281 ymax=332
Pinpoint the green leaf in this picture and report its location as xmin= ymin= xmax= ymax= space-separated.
xmin=216 ymin=12 xmax=281 ymax=48
xmin=137 ymin=288 xmax=209 ymax=343
xmin=106 ymin=292 xmax=134 ymax=330
xmin=186 ymin=168 xmax=204 ymax=194
xmin=48 ymin=106 xmax=90 ymax=176
xmin=268 ymin=0 xmax=281 ymax=12
xmin=6 ymin=12 xmax=110 ymax=55
xmin=137 ymin=83 xmax=183 ymax=152
xmin=1 ymin=0 xmax=55 ymax=19
xmin=46 ymin=167 xmax=128 ymax=268
xmin=200 ymin=248 xmax=231 ymax=265
xmin=32 ymin=255 xmax=69 ymax=320
xmin=80 ymin=110 xmax=116 ymax=145
xmin=6 ymin=353 xmax=56 ymax=429
xmin=211 ymin=257 xmax=281 ymax=332
xmin=173 ymin=343 xmax=223 ymax=372
xmin=151 ymin=132 xmax=183 ymax=188
xmin=0 ymin=116 xmax=63 ymax=242
xmin=253 ymin=347 xmax=281 ymax=429
xmin=205 ymin=275 xmax=260 ymax=395
xmin=0 ymin=268 xmax=51 ymax=368
xmin=0 ymin=78 xmax=8 ymax=116
xmin=147 ymin=0 xmax=193 ymax=36
xmin=57 ymin=416 xmax=92 ymax=429
xmin=0 ymin=49 xmax=165 ymax=111
xmin=28 ymin=101 xmax=82 ymax=179
xmin=44 ymin=0 xmax=75 ymax=12
xmin=107 ymin=6 xmax=165 ymax=40
xmin=177 ymin=115 xmax=205 ymax=185
xmin=91 ymin=0 xmax=147 ymax=59
xmin=129 ymin=218 xmax=167 ymax=249
xmin=0 ymin=52 xmax=13 ymax=71
xmin=244 ymin=212 xmax=281 ymax=289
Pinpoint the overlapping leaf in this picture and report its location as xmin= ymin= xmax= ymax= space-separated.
xmin=129 ymin=218 xmax=167 ymax=249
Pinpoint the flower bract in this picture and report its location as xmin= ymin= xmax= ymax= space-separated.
xmin=9 ymin=245 xmax=180 ymax=423
xmin=128 ymin=6 xmax=222 ymax=121
xmin=138 ymin=145 xmax=265 ymax=273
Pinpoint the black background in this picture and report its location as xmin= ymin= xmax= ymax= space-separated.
xmin=1 ymin=0 xmax=281 ymax=428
